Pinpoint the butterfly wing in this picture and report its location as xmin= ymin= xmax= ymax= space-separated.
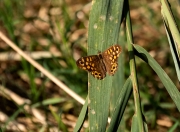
xmin=76 ymin=55 xmax=106 ymax=79
xmin=102 ymin=45 xmax=122 ymax=75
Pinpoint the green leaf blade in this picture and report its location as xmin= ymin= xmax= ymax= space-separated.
xmin=88 ymin=0 xmax=124 ymax=131
xmin=134 ymin=45 xmax=180 ymax=112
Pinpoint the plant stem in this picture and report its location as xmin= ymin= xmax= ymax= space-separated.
xmin=125 ymin=2 xmax=146 ymax=132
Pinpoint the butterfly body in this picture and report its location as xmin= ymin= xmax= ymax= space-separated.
xmin=76 ymin=45 xmax=122 ymax=80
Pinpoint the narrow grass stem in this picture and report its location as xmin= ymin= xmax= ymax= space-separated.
xmin=125 ymin=4 xmax=146 ymax=132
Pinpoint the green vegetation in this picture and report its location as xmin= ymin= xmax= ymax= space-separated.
xmin=0 ymin=0 xmax=179 ymax=131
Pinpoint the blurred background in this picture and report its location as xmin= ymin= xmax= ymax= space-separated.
xmin=0 ymin=0 xmax=179 ymax=131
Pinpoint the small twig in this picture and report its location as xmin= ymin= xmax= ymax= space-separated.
xmin=0 ymin=51 xmax=62 ymax=61
xmin=0 ymin=31 xmax=85 ymax=105
xmin=0 ymin=85 xmax=46 ymax=124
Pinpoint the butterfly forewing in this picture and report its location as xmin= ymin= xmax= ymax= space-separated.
xmin=76 ymin=55 xmax=106 ymax=79
xmin=102 ymin=45 xmax=122 ymax=75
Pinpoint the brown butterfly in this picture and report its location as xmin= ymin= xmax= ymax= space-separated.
xmin=76 ymin=45 xmax=122 ymax=80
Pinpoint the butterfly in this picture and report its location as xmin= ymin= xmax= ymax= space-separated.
xmin=76 ymin=45 xmax=122 ymax=80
